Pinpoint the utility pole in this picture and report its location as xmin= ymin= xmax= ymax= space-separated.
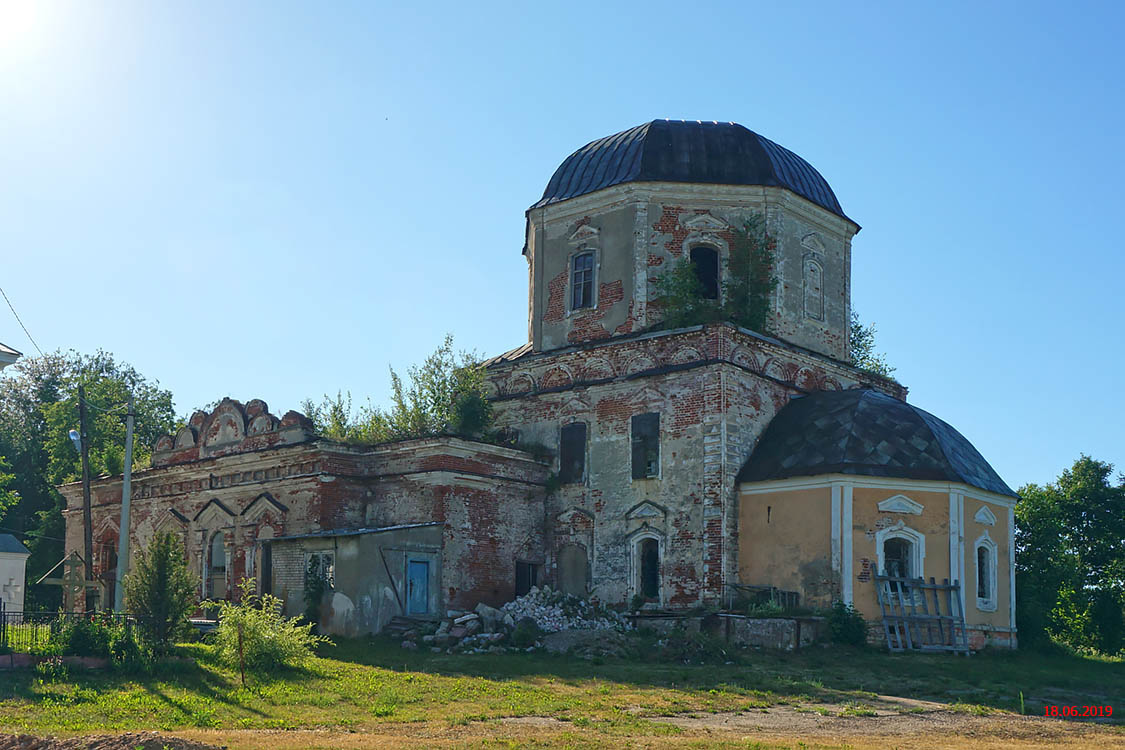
xmin=114 ymin=393 xmax=135 ymax=612
xmin=77 ymin=384 xmax=94 ymax=607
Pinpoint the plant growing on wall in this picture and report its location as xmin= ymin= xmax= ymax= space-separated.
xmin=301 ymin=334 xmax=493 ymax=444
xmin=849 ymin=311 xmax=896 ymax=377
xmin=651 ymin=214 xmax=778 ymax=334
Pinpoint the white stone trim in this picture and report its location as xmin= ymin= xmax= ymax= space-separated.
xmin=739 ymin=475 xmax=1016 ymax=508
xmin=877 ymin=494 xmax=923 ymax=515
xmin=565 ymin=246 xmax=600 ymax=316
xmin=949 ymin=491 xmax=959 ymax=588
xmin=627 ymin=526 xmax=665 ymax=607
xmin=875 ymin=520 xmax=925 ymax=579
xmin=1008 ymin=506 xmax=1017 ymax=630
xmin=973 ymin=505 xmax=997 ymax=526
xmin=974 ymin=531 xmax=999 ymax=612
xmin=842 ymin=484 xmax=853 ymax=604
xmin=830 ymin=484 xmax=841 ymax=576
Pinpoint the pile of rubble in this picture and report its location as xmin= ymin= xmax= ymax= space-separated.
xmin=397 ymin=586 xmax=631 ymax=654
xmin=398 ymin=602 xmax=521 ymax=655
xmin=501 ymin=586 xmax=632 ymax=633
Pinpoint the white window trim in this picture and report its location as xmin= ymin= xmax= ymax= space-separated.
xmin=973 ymin=505 xmax=997 ymax=526
xmin=566 ymin=248 xmax=599 ymax=315
xmin=875 ymin=521 xmax=926 ymax=579
xmin=877 ymin=494 xmax=924 ymax=515
xmin=801 ymin=252 xmax=825 ymax=322
xmin=974 ymin=532 xmax=998 ymax=612
xmin=628 ymin=528 xmax=664 ymax=607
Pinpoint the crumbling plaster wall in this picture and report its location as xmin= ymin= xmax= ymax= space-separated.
xmin=527 ymin=184 xmax=856 ymax=360
xmin=488 ymin=323 xmax=894 ymax=608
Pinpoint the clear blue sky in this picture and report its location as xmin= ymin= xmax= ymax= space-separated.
xmin=1 ymin=1 xmax=1121 ymax=489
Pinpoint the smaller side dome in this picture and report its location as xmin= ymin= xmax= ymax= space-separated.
xmin=737 ymin=390 xmax=1015 ymax=497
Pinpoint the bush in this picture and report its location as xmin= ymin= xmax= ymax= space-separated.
xmin=828 ymin=600 xmax=867 ymax=646
xmin=44 ymin=614 xmax=148 ymax=669
xmin=510 ymin=617 xmax=542 ymax=649
xmin=124 ymin=530 xmax=198 ymax=653
xmin=745 ymin=601 xmax=785 ymax=618
xmin=207 ymin=578 xmax=331 ymax=673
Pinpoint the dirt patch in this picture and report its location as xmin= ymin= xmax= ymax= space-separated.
xmin=0 ymin=734 xmax=225 ymax=750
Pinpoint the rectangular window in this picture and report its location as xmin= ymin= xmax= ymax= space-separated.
xmin=631 ymin=413 xmax=660 ymax=479
xmin=515 ymin=561 xmax=539 ymax=597
xmin=305 ymin=551 xmax=335 ymax=590
xmin=559 ymin=422 xmax=587 ymax=484
xmin=571 ymin=253 xmax=594 ymax=310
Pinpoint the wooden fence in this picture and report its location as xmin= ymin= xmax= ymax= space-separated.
xmin=874 ymin=575 xmax=970 ymax=654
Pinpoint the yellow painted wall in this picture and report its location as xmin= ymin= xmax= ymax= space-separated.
xmin=849 ymin=487 xmax=951 ymax=622
xmin=738 ymin=487 xmax=836 ymax=608
xmin=962 ymin=500 xmax=1012 ymax=628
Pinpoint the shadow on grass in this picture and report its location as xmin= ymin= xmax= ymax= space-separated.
xmin=318 ymin=635 xmax=1124 ymax=717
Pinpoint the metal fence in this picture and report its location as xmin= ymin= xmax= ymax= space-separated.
xmin=0 ymin=600 xmax=141 ymax=654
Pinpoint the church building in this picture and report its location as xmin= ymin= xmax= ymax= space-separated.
xmin=61 ymin=120 xmax=1017 ymax=649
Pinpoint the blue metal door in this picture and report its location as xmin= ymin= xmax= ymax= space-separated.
xmin=407 ymin=560 xmax=429 ymax=614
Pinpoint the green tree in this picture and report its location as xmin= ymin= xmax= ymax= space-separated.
xmin=849 ymin=312 xmax=895 ymax=377
xmin=123 ymin=530 xmax=198 ymax=653
xmin=1016 ymin=456 xmax=1125 ymax=653
xmin=302 ymin=335 xmax=491 ymax=443
xmin=0 ymin=350 xmax=176 ymax=609
xmin=651 ymin=215 xmax=778 ymax=334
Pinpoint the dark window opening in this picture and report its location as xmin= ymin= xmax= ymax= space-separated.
xmin=977 ymin=546 xmax=991 ymax=601
xmin=515 ymin=561 xmax=539 ymax=597
xmin=883 ymin=537 xmax=912 ymax=579
xmin=559 ymin=422 xmax=587 ymax=484
xmin=639 ymin=538 xmax=660 ymax=600
xmin=571 ymin=253 xmax=594 ymax=310
xmin=260 ymin=543 xmax=272 ymax=595
xmin=631 ymin=413 xmax=660 ymax=479
xmin=690 ymin=246 xmax=719 ymax=300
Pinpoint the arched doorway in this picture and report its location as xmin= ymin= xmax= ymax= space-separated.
xmin=636 ymin=537 xmax=661 ymax=602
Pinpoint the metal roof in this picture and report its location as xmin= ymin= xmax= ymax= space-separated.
xmin=0 ymin=533 xmax=31 ymax=555
xmin=269 ymin=522 xmax=441 ymax=543
xmin=736 ymin=389 xmax=1016 ymax=497
xmin=533 ymin=120 xmax=853 ymax=224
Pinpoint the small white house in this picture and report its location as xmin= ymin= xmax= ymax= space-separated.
xmin=0 ymin=534 xmax=31 ymax=614
xmin=0 ymin=341 xmax=20 ymax=371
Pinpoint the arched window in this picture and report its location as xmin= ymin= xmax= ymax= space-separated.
xmin=571 ymin=252 xmax=595 ymax=310
xmin=875 ymin=522 xmax=925 ymax=582
xmin=637 ymin=537 xmax=661 ymax=601
xmin=803 ymin=257 xmax=824 ymax=320
xmin=975 ymin=534 xmax=998 ymax=611
xmin=690 ymin=246 xmax=719 ymax=300
xmin=883 ymin=537 xmax=913 ymax=578
xmin=208 ymin=531 xmax=227 ymax=600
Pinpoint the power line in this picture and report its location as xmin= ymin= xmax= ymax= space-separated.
xmin=0 ymin=284 xmax=44 ymax=356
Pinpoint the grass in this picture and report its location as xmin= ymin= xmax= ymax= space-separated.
xmin=0 ymin=637 xmax=1120 ymax=742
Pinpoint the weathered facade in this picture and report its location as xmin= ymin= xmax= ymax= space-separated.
xmin=61 ymin=119 xmax=1017 ymax=645
xmin=60 ymin=399 xmax=548 ymax=629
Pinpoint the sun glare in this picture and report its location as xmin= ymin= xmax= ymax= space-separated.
xmin=0 ymin=0 xmax=46 ymax=59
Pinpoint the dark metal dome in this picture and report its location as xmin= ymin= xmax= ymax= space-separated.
xmin=534 ymin=120 xmax=853 ymax=224
xmin=736 ymin=390 xmax=1015 ymax=497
